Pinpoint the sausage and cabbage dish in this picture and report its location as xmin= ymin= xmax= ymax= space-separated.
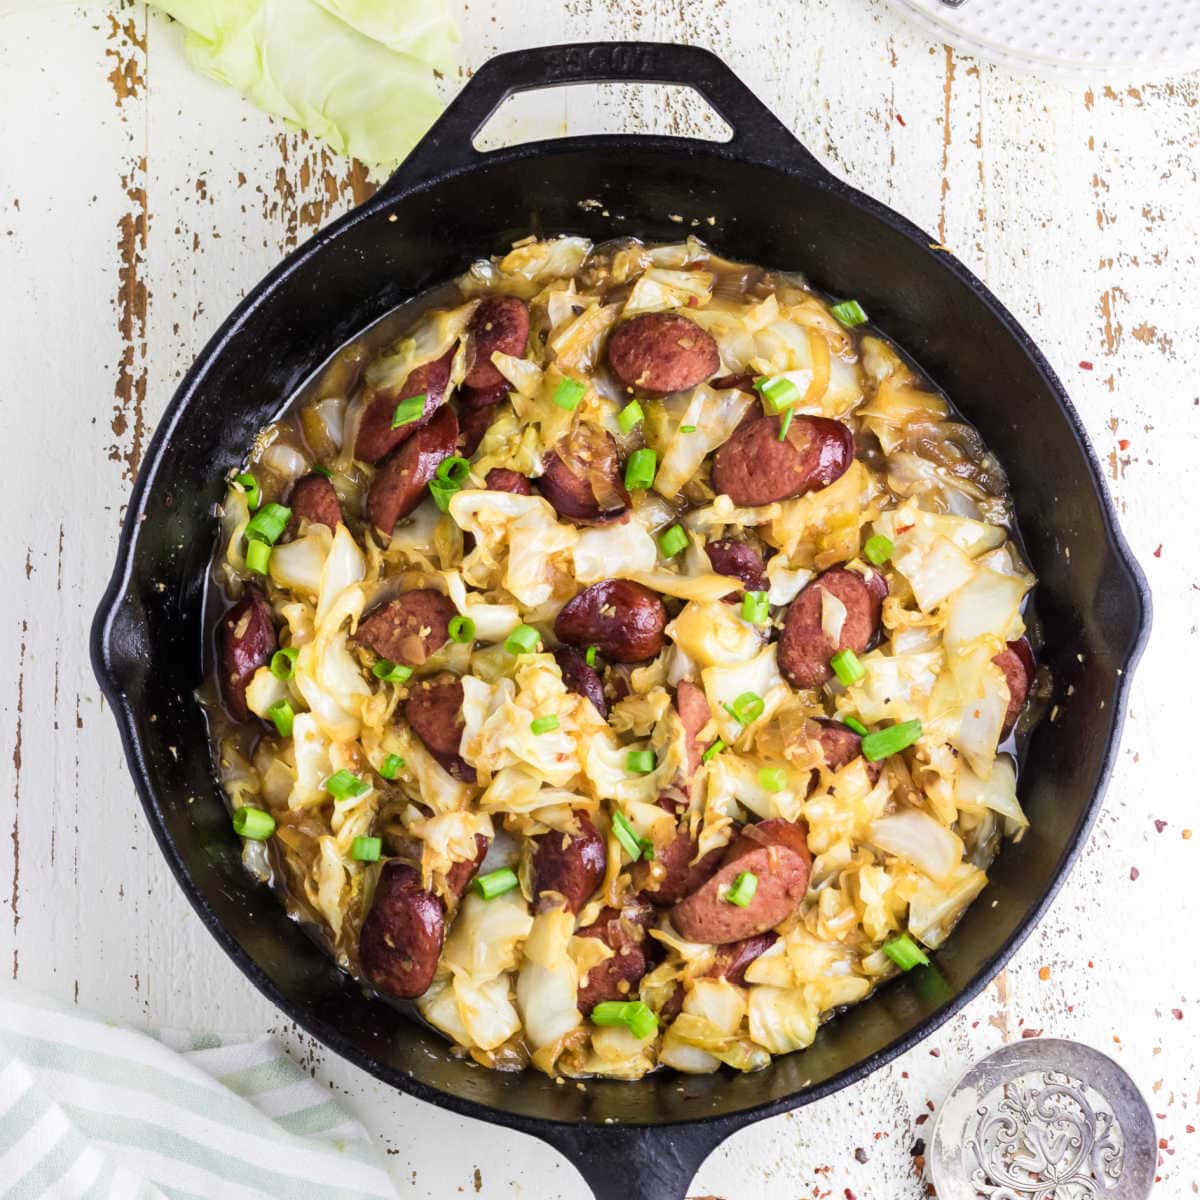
xmin=210 ymin=236 xmax=1039 ymax=1079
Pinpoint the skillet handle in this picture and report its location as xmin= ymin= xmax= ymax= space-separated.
xmin=379 ymin=41 xmax=830 ymax=197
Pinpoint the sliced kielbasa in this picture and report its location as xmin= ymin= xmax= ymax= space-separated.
xmin=633 ymin=829 xmax=725 ymax=908
xmin=711 ymin=414 xmax=854 ymax=507
xmin=813 ymin=717 xmax=881 ymax=784
xmin=675 ymin=680 xmax=711 ymax=776
xmin=709 ymin=931 xmax=778 ymax=986
xmin=994 ymin=637 xmax=1035 ymax=735
xmin=359 ymin=861 xmax=445 ymax=998
xmin=356 ymin=589 xmax=456 ymax=667
xmin=671 ymin=818 xmax=812 ymax=945
xmin=464 ymin=296 xmax=529 ymax=389
xmin=705 ymin=539 xmax=768 ymax=594
xmin=530 ymin=813 xmax=606 ymax=914
xmin=219 ymin=586 xmax=276 ymax=723
xmin=778 ymin=566 xmax=888 ymax=690
xmin=607 ymin=313 xmax=720 ymax=395
xmin=576 ymin=902 xmax=654 ymax=1015
xmin=366 ymin=405 xmax=458 ymax=533
xmin=404 ymin=673 xmax=475 ymax=782
xmin=285 ymin=472 xmax=341 ymax=538
xmin=553 ymin=646 xmax=607 ymax=719
xmin=458 ymin=404 xmax=495 ymax=458
xmin=484 ymin=468 xmax=532 ymax=495
xmin=443 ymin=833 xmax=490 ymax=901
xmin=355 ymin=350 xmax=454 ymax=464
xmin=459 ymin=382 xmax=511 ymax=410
xmin=710 ymin=373 xmax=757 ymax=393
xmin=538 ymin=424 xmax=631 ymax=525
xmin=555 ymin=580 xmax=668 ymax=663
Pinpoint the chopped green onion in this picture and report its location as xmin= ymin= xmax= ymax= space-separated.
xmin=585 ymin=646 xmax=598 ymax=667
xmin=626 ymin=749 xmax=656 ymax=775
xmin=723 ymin=691 xmax=764 ymax=725
xmin=742 ymin=590 xmax=769 ymax=625
xmin=701 ymin=738 xmax=725 ymax=763
xmin=777 ymin=407 xmax=794 ymax=441
xmin=552 ymin=376 xmax=586 ymax=411
xmin=448 ymin=615 xmax=475 ymax=644
xmin=245 ymin=503 xmax=291 ymax=545
xmin=504 ymin=624 xmax=540 ymax=655
xmin=657 ymin=524 xmax=688 ymax=558
xmin=756 ymin=375 xmax=802 ymax=413
xmin=590 ymin=1000 xmax=657 ymax=1040
xmin=270 ymin=647 xmax=298 ymax=681
xmin=611 ymin=810 xmax=645 ymax=861
xmin=530 ymin=715 xmax=560 ymax=735
xmin=265 ymin=698 xmax=294 ymax=738
xmin=830 ymin=648 xmax=866 ymax=687
xmin=618 ymin=400 xmax=645 ymax=434
xmin=391 ymin=394 xmax=427 ymax=428
xmin=473 ymin=867 xmax=519 ymax=900
xmin=379 ymin=754 xmax=405 ymax=780
xmin=311 ymin=465 xmax=333 ymax=478
xmin=351 ymin=836 xmax=382 ymax=862
xmin=679 ymin=424 xmax=697 ymax=433
xmin=882 ymin=932 xmax=929 ymax=971
xmin=372 ymin=660 xmax=413 ymax=685
xmin=863 ymin=534 xmax=894 ymax=565
xmin=430 ymin=458 xmax=470 ymax=512
xmin=324 ymin=769 xmax=369 ymax=802
xmin=624 ymin=448 xmax=657 ymax=491
xmin=245 ymin=539 xmax=272 ymax=575
xmin=726 ymin=871 xmax=757 ymax=907
xmin=830 ymin=299 xmax=869 ymax=328
xmin=861 ymin=719 xmax=923 ymax=762
xmin=757 ymin=766 xmax=787 ymax=793
xmin=235 ymin=472 xmax=261 ymax=510
xmin=844 ymin=716 xmax=868 ymax=736
xmin=232 ymin=806 xmax=275 ymax=840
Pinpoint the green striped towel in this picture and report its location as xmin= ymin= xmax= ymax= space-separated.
xmin=0 ymin=985 xmax=398 ymax=1199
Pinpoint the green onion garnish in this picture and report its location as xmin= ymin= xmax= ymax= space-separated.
xmin=448 ymin=615 xmax=475 ymax=644
xmin=324 ymin=769 xmax=369 ymax=802
xmin=882 ymin=932 xmax=929 ymax=971
xmin=611 ymin=810 xmax=645 ymax=861
xmin=504 ymin=624 xmax=540 ymax=655
xmin=429 ymin=455 xmax=471 ymax=513
xmin=379 ymin=754 xmax=405 ymax=780
xmin=311 ymin=465 xmax=333 ymax=479
xmin=235 ymin=472 xmax=261 ymax=510
xmin=657 ymin=524 xmax=688 ymax=558
xmin=232 ymin=806 xmax=275 ymax=840
xmin=726 ymin=871 xmax=757 ymax=907
xmin=266 ymin=698 xmax=295 ymax=738
xmin=270 ymin=647 xmax=298 ymax=681
xmin=778 ymin=408 xmax=794 ymax=441
xmin=624 ymin=448 xmax=657 ymax=491
xmin=756 ymin=376 xmax=802 ymax=414
xmin=844 ymin=716 xmax=868 ymax=736
xmin=723 ymin=691 xmax=764 ymax=725
xmin=701 ymin=738 xmax=725 ymax=763
xmin=742 ymin=591 xmax=769 ymax=625
xmin=590 ymin=1000 xmax=657 ymax=1040
xmin=863 ymin=534 xmax=894 ymax=565
xmin=552 ymin=377 xmax=586 ymax=411
xmin=245 ymin=502 xmax=292 ymax=545
xmin=391 ymin=394 xmax=427 ymax=428
xmin=530 ymin=715 xmax=560 ymax=735
xmin=351 ymin=836 xmax=382 ymax=862
xmin=245 ymin=540 xmax=272 ymax=575
xmin=473 ymin=867 xmax=519 ymax=900
xmin=757 ymin=767 xmax=787 ymax=793
xmin=372 ymin=660 xmax=413 ymax=685
xmin=585 ymin=646 xmax=598 ymax=667
xmin=830 ymin=299 xmax=868 ymax=329
xmin=679 ymin=424 xmax=697 ymax=433
xmin=626 ymin=749 xmax=656 ymax=775
xmin=861 ymin=719 xmax=922 ymax=762
xmin=830 ymin=648 xmax=866 ymax=687
xmin=618 ymin=400 xmax=644 ymax=434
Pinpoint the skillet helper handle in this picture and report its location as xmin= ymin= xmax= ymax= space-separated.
xmin=381 ymin=41 xmax=831 ymax=195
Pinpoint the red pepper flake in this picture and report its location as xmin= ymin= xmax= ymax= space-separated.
xmin=915 ymin=1113 xmax=929 ymax=1126
xmin=929 ymin=1049 xmax=940 ymax=1057
xmin=1079 ymin=360 xmax=1094 ymax=370
xmin=1118 ymin=438 xmax=1130 ymax=450
xmin=1186 ymin=1125 xmax=1195 ymax=1133
xmin=845 ymin=1190 xmax=857 ymax=1200
xmin=1155 ymin=819 xmax=1167 ymax=833
xmin=1038 ymin=965 xmax=1051 ymax=981
xmin=686 ymin=295 xmax=699 ymax=307
xmin=1159 ymin=1138 xmax=1169 ymax=1150
xmin=1022 ymin=1028 xmax=1043 ymax=1038
xmin=1172 ymin=1008 xmax=1183 ymax=1020
xmin=1130 ymin=866 xmax=1140 ymax=881
xmin=1154 ymin=545 xmax=1163 ymax=558
xmin=1088 ymin=960 xmax=1094 ymax=968
xmin=895 ymin=113 xmax=907 ymax=126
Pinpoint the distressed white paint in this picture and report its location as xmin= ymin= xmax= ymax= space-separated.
xmin=0 ymin=2 xmax=1198 ymax=1196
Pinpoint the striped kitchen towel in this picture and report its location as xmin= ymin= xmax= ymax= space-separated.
xmin=0 ymin=984 xmax=398 ymax=1199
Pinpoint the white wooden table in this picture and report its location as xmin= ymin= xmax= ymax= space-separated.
xmin=2 ymin=2 xmax=1198 ymax=1195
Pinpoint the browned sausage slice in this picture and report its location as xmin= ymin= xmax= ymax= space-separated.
xmin=607 ymin=313 xmax=720 ymax=395
xmin=708 ymin=931 xmax=778 ymax=986
xmin=633 ymin=828 xmax=725 ymax=908
xmin=359 ymin=861 xmax=445 ymax=998
xmin=355 ymin=350 xmax=454 ymax=464
xmin=459 ymin=382 xmax=511 ymax=410
xmin=813 ymin=717 xmax=881 ymax=784
xmin=458 ymin=404 xmax=494 ymax=458
xmin=443 ymin=833 xmax=490 ymax=901
xmin=671 ymin=819 xmax=812 ymax=944
xmin=553 ymin=646 xmax=607 ymax=719
xmin=710 ymin=373 xmax=757 ymax=393
xmin=530 ymin=813 xmax=606 ymax=914
xmin=366 ymin=406 xmax=458 ymax=534
xmin=219 ymin=586 xmax=276 ymax=723
xmin=356 ymin=589 xmax=456 ymax=667
xmin=404 ymin=673 xmax=475 ymax=782
xmin=705 ymin=539 xmax=768 ymax=594
xmin=576 ymin=902 xmax=654 ymax=1015
xmin=675 ymin=680 xmax=711 ymax=776
xmin=484 ymin=468 xmax=532 ymax=495
xmin=778 ymin=566 xmax=888 ymax=689
xmin=464 ymin=296 xmax=530 ymax=389
xmin=555 ymin=580 xmax=668 ymax=664
xmin=538 ymin=425 xmax=631 ymax=525
xmin=285 ymin=473 xmax=341 ymax=539
xmin=994 ymin=637 xmax=1035 ymax=735
xmin=711 ymin=415 xmax=854 ymax=507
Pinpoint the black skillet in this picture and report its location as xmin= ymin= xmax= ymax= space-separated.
xmin=91 ymin=42 xmax=1150 ymax=1200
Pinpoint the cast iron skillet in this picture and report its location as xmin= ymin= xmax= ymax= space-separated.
xmin=91 ymin=42 xmax=1149 ymax=1200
